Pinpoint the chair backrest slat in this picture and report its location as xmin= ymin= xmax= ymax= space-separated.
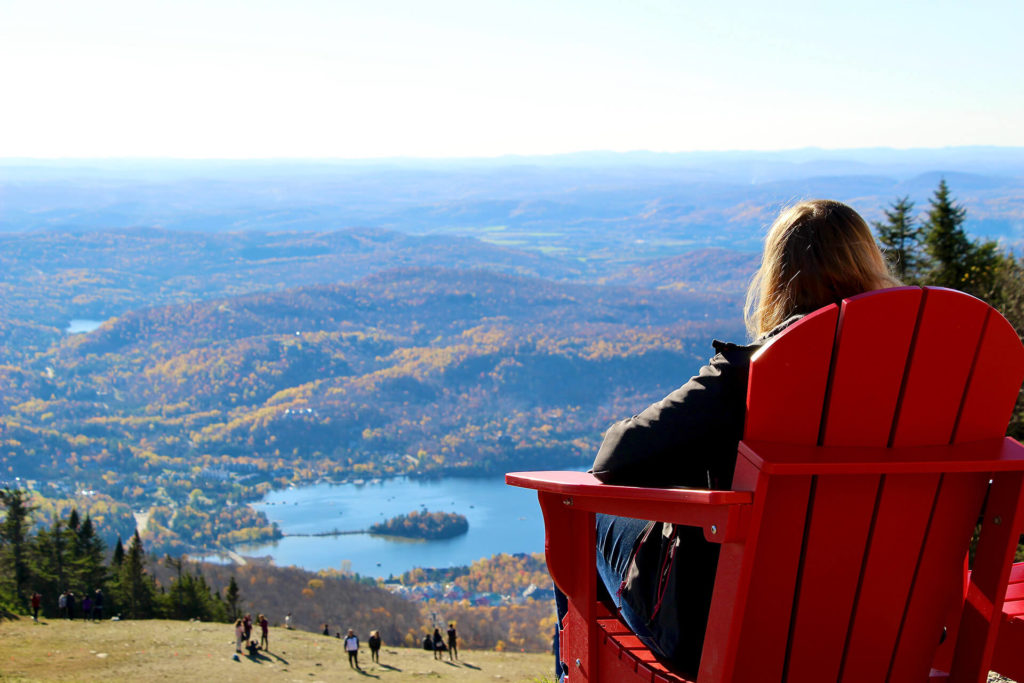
xmin=956 ymin=308 xmax=1024 ymax=442
xmin=745 ymin=304 xmax=837 ymax=444
xmin=838 ymin=472 xmax=943 ymax=683
xmin=821 ymin=286 xmax=922 ymax=447
xmin=892 ymin=288 xmax=990 ymax=447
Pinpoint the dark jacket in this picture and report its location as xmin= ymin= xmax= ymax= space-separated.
xmin=589 ymin=320 xmax=797 ymax=673
xmin=591 ymin=317 xmax=799 ymax=489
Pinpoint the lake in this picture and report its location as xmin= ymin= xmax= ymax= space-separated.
xmin=231 ymin=476 xmax=548 ymax=578
xmin=66 ymin=319 xmax=104 ymax=334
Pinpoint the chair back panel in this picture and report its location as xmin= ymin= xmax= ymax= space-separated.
xmin=706 ymin=287 xmax=1024 ymax=682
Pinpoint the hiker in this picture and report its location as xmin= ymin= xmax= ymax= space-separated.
xmin=242 ymin=613 xmax=252 ymax=642
xmin=344 ymin=628 xmax=360 ymax=669
xmin=31 ymin=592 xmax=41 ymax=622
xmin=234 ymin=619 xmax=244 ymax=653
xmin=322 ymin=623 xmax=330 ymax=636
xmin=284 ymin=612 xmax=292 ymax=630
xmin=93 ymin=589 xmax=104 ymax=621
xmin=81 ymin=594 xmax=93 ymax=621
xmin=259 ymin=614 xmax=269 ymax=651
xmin=575 ymin=200 xmax=900 ymax=676
xmin=66 ymin=591 xmax=75 ymax=620
xmin=447 ymin=623 xmax=458 ymax=660
xmin=432 ymin=628 xmax=444 ymax=659
xmin=368 ymin=630 xmax=381 ymax=663
xmin=423 ymin=633 xmax=433 ymax=651
xmin=58 ymin=591 xmax=67 ymax=619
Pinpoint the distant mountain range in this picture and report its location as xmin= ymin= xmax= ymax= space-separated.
xmin=2 ymin=148 xmax=1022 ymax=259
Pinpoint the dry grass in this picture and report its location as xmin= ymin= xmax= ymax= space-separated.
xmin=0 ymin=617 xmax=553 ymax=682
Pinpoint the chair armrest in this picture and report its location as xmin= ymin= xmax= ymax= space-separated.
xmin=506 ymin=470 xmax=752 ymax=543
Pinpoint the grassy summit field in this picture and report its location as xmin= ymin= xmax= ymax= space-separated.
xmin=0 ymin=617 xmax=553 ymax=682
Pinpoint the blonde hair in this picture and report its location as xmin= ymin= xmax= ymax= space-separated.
xmin=745 ymin=200 xmax=899 ymax=338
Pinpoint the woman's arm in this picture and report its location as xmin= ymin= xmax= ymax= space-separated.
xmin=591 ymin=342 xmax=754 ymax=489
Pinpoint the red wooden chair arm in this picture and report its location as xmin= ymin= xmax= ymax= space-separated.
xmin=506 ymin=470 xmax=753 ymax=544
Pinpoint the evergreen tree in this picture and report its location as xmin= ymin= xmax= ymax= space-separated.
xmin=118 ymin=530 xmax=155 ymax=618
xmin=0 ymin=488 xmax=37 ymax=610
xmin=920 ymin=179 xmax=1002 ymax=297
xmin=112 ymin=536 xmax=125 ymax=567
xmin=874 ymin=196 xmax=922 ymax=281
xmin=29 ymin=519 xmax=73 ymax=617
xmin=225 ymin=575 xmax=241 ymax=621
xmin=922 ymin=179 xmax=972 ymax=288
xmin=73 ymin=516 xmax=107 ymax=595
xmin=67 ymin=508 xmax=80 ymax=533
xmin=163 ymin=569 xmax=228 ymax=622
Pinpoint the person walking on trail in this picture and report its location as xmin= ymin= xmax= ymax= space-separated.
xmin=447 ymin=623 xmax=458 ymax=660
xmin=344 ymin=628 xmax=360 ymax=669
xmin=432 ymin=628 xmax=444 ymax=660
xmin=234 ymin=619 xmax=244 ymax=654
xmin=31 ymin=592 xmax=41 ymax=622
xmin=368 ymin=630 xmax=382 ymax=663
xmin=259 ymin=614 xmax=269 ymax=651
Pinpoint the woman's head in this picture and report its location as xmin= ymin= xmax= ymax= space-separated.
xmin=745 ymin=199 xmax=899 ymax=338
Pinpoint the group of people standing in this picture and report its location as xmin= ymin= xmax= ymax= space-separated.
xmin=35 ymin=588 xmax=104 ymax=621
xmin=424 ymin=624 xmax=458 ymax=661
xmin=233 ymin=612 xmax=270 ymax=655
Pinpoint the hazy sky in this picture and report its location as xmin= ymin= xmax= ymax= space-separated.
xmin=3 ymin=0 xmax=1022 ymax=158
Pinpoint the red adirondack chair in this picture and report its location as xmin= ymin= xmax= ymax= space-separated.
xmin=507 ymin=286 xmax=1024 ymax=682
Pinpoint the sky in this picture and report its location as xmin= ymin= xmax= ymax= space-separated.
xmin=2 ymin=0 xmax=1023 ymax=159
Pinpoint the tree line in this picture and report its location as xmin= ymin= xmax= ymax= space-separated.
xmin=0 ymin=488 xmax=232 ymax=621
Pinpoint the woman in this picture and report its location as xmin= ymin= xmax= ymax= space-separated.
xmin=234 ymin=618 xmax=244 ymax=654
xmin=432 ymin=627 xmax=445 ymax=660
xmin=368 ymin=629 xmax=382 ymax=663
xmin=577 ymin=200 xmax=898 ymax=675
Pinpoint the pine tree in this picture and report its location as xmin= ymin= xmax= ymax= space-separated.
xmin=118 ymin=530 xmax=155 ymax=619
xmin=225 ymin=575 xmax=241 ymax=621
xmin=29 ymin=519 xmax=73 ymax=617
xmin=874 ymin=196 xmax=922 ymax=281
xmin=919 ymin=179 xmax=1003 ymax=297
xmin=922 ymin=179 xmax=972 ymax=288
xmin=112 ymin=537 xmax=125 ymax=567
xmin=0 ymin=488 xmax=37 ymax=609
xmin=74 ymin=515 xmax=107 ymax=595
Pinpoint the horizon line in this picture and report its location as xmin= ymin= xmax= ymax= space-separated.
xmin=2 ymin=144 xmax=1024 ymax=165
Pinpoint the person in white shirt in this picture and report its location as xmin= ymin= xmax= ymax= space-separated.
xmin=344 ymin=628 xmax=360 ymax=669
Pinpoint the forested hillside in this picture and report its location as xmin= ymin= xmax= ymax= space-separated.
xmin=2 ymin=263 xmax=745 ymax=552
